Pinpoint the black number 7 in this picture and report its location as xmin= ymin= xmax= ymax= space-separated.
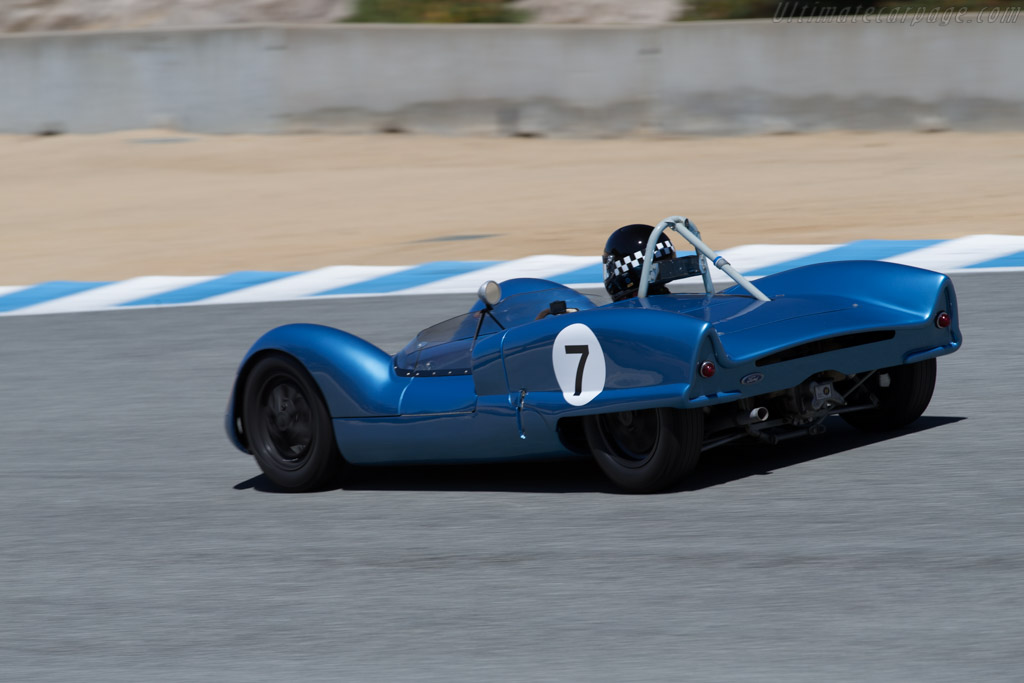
xmin=565 ymin=345 xmax=590 ymax=396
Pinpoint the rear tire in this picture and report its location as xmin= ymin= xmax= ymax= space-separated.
xmin=242 ymin=354 xmax=343 ymax=492
xmin=842 ymin=358 xmax=937 ymax=432
xmin=584 ymin=408 xmax=703 ymax=494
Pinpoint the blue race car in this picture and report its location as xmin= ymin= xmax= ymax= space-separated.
xmin=225 ymin=216 xmax=962 ymax=493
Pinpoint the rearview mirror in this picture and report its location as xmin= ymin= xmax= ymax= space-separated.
xmin=478 ymin=280 xmax=501 ymax=308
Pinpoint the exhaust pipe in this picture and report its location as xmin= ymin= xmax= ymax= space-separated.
xmin=706 ymin=406 xmax=771 ymax=434
xmin=735 ymin=406 xmax=769 ymax=426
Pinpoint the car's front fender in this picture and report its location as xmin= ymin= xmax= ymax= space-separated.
xmin=231 ymin=324 xmax=410 ymax=422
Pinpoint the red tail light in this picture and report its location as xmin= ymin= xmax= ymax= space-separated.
xmin=935 ymin=311 xmax=951 ymax=329
xmin=699 ymin=361 xmax=716 ymax=378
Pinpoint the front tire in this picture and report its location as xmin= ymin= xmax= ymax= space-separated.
xmin=242 ymin=354 xmax=343 ymax=491
xmin=584 ymin=408 xmax=703 ymax=494
xmin=842 ymin=358 xmax=937 ymax=432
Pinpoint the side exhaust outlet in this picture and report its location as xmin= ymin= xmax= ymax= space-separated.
xmin=735 ymin=407 xmax=769 ymax=426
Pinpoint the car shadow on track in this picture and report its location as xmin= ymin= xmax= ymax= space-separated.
xmin=674 ymin=415 xmax=965 ymax=493
xmin=233 ymin=415 xmax=965 ymax=495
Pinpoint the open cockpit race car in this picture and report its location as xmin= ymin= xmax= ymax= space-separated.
xmin=225 ymin=216 xmax=962 ymax=493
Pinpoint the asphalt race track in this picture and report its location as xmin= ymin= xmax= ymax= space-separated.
xmin=2 ymin=273 xmax=1022 ymax=682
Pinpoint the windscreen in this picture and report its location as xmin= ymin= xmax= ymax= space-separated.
xmin=394 ymin=287 xmax=601 ymax=375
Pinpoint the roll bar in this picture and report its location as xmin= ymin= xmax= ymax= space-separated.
xmin=637 ymin=216 xmax=771 ymax=302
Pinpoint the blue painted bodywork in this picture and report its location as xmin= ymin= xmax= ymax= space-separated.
xmin=226 ymin=264 xmax=962 ymax=464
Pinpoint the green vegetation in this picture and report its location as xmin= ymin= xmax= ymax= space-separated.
xmin=682 ymin=0 xmax=1022 ymax=21
xmin=348 ymin=0 xmax=527 ymax=23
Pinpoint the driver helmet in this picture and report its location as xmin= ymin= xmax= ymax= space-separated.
xmin=603 ymin=224 xmax=675 ymax=301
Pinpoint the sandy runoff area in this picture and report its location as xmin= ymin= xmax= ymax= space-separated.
xmin=1 ymin=130 xmax=1022 ymax=284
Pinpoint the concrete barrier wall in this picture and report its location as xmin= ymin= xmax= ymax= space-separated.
xmin=1 ymin=21 xmax=1023 ymax=135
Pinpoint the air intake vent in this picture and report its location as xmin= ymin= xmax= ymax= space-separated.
xmin=755 ymin=330 xmax=896 ymax=367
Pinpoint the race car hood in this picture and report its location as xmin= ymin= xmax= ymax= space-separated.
xmin=708 ymin=299 xmax=922 ymax=364
xmin=619 ymin=292 xmax=851 ymax=331
xmin=621 ymin=292 xmax=928 ymax=365
xmin=613 ymin=261 xmax=956 ymax=365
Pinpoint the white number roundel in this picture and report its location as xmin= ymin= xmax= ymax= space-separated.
xmin=552 ymin=323 xmax=606 ymax=406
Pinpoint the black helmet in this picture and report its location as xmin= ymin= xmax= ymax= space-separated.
xmin=603 ymin=224 xmax=675 ymax=301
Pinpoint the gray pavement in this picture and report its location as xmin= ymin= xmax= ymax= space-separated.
xmin=1 ymin=274 xmax=1022 ymax=682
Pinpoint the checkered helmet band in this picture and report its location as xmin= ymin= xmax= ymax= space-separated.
xmin=603 ymin=241 xmax=674 ymax=281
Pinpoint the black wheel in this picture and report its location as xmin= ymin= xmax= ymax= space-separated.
xmin=584 ymin=407 xmax=703 ymax=494
xmin=242 ymin=354 xmax=343 ymax=491
xmin=842 ymin=358 xmax=937 ymax=432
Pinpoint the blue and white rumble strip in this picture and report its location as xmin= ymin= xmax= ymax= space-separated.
xmin=3 ymin=235 xmax=1024 ymax=317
